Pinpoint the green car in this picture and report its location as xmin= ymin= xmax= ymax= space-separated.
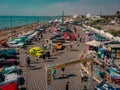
xmin=1 ymin=65 xmax=17 ymax=75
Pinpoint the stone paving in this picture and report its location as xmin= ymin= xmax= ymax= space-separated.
xmin=18 ymin=25 xmax=98 ymax=90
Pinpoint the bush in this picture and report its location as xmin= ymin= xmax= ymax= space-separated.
xmin=108 ymin=29 xmax=119 ymax=36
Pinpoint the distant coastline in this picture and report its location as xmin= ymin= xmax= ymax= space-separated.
xmin=0 ymin=16 xmax=56 ymax=30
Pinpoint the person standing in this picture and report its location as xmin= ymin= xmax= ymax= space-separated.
xmin=66 ymin=82 xmax=69 ymax=90
xmin=83 ymin=86 xmax=87 ymax=90
xmin=77 ymin=34 xmax=80 ymax=39
xmin=42 ymin=54 xmax=46 ymax=61
xmin=69 ymin=44 xmax=73 ymax=52
xmin=80 ymin=69 xmax=84 ymax=82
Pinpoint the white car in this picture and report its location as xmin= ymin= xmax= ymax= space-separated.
xmin=8 ymin=40 xmax=25 ymax=48
xmin=0 ymin=73 xmax=18 ymax=86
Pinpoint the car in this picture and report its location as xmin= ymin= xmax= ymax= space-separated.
xmin=50 ymin=35 xmax=61 ymax=40
xmin=0 ymin=58 xmax=18 ymax=67
xmin=0 ymin=73 xmax=18 ymax=86
xmin=0 ymin=53 xmax=18 ymax=59
xmin=0 ymin=49 xmax=19 ymax=55
xmin=29 ymin=47 xmax=45 ymax=58
xmin=0 ymin=49 xmax=18 ymax=59
xmin=0 ymin=82 xmax=18 ymax=90
xmin=1 ymin=66 xmax=17 ymax=75
xmin=55 ymin=42 xmax=64 ymax=50
xmin=8 ymin=40 xmax=25 ymax=48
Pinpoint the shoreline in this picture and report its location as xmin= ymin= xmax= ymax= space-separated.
xmin=0 ymin=22 xmax=47 ymax=41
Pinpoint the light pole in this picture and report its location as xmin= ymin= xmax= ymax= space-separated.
xmin=62 ymin=11 xmax=64 ymax=37
xmin=10 ymin=18 xmax=13 ymax=40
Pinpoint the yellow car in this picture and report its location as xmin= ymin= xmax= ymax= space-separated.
xmin=29 ymin=47 xmax=45 ymax=57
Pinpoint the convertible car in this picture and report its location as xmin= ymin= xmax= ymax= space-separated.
xmin=29 ymin=47 xmax=45 ymax=58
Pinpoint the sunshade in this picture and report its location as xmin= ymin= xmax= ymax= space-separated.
xmin=86 ymin=40 xmax=101 ymax=47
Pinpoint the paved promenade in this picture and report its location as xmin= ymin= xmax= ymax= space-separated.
xmin=18 ymin=25 xmax=97 ymax=90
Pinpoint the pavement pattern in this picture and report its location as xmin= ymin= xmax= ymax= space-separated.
xmin=18 ymin=25 xmax=98 ymax=90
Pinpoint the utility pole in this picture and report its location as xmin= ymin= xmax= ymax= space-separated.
xmin=10 ymin=18 xmax=13 ymax=40
xmin=62 ymin=11 xmax=64 ymax=36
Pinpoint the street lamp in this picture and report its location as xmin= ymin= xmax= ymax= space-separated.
xmin=10 ymin=18 xmax=13 ymax=40
xmin=62 ymin=11 xmax=64 ymax=37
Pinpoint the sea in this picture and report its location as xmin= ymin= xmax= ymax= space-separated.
xmin=0 ymin=16 xmax=57 ymax=30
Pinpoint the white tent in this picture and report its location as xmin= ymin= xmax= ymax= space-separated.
xmin=104 ymin=32 xmax=113 ymax=39
xmin=54 ymin=19 xmax=59 ymax=22
xmin=85 ymin=40 xmax=101 ymax=47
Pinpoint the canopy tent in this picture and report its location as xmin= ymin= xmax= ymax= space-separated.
xmin=85 ymin=40 xmax=101 ymax=47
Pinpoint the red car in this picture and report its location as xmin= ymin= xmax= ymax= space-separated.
xmin=64 ymin=32 xmax=70 ymax=41
xmin=69 ymin=32 xmax=76 ymax=41
xmin=0 ymin=82 xmax=18 ymax=90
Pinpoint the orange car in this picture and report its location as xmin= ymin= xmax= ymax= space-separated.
xmin=56 ymin=42 xmax=63 ymax=50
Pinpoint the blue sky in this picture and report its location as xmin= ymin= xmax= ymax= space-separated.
xmin=0 ymin=0 xmax=120 ymax=16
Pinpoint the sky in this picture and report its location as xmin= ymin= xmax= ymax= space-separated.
xmin=0 ymin=0 xmax=120 ymax=16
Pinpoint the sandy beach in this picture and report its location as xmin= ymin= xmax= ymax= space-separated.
xmin=0 ymin=22 xmax=46 ymax=41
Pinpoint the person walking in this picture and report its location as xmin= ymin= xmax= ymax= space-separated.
xmin=46 ymin=51 xmax=50 ymax=59
xmin=26 ymin=52 xmax=30 ymax=67
xmin=61 ymin=67 xmax=65 ymax=77
xmin=52 ymin=68 xmax=56 ymax=79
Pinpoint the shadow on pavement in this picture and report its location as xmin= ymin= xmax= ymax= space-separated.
xmin=72 ymin=49 xmax=79 ymax=52
xmin=49 ymin=57 xmax=57 ymax=59
xmin=55 ymin=74 xmax=77 ymax=80
xmin=20 ymin=87 xmax=26 ymax=90
xmin=30 ymin=66 xmax=42 ymax=70
xmin=18 ymin=77 xmax=25 ymax=86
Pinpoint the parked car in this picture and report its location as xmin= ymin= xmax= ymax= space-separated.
xmin=0 ymin=49 xmax=19 ymax=55
xmin=50 ymin=35 xmax=61 ymax=40
xmin=0 ymin=73 xmax=18 ymax=86
xmin=0 ymin=82 xmax=18 ymax=90
xmin=55 ymin=42 xmax=64 ymax=50
xmin=29 ymin=47 xmax=45 ymax=58
xmin=0 ymin=58 xmax=18 ymax=67
xmin=1 ymin=66 xmax=17 ymax=75
xmin=0 ymin=53 xmax=18 ymax=59
xmin=0 ymin=49 xmax=18 ymax=59
xmin=8 ymin=40 xmax=25 ymax=48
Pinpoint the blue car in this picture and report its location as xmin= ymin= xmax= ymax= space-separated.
xmin=0 ymin=49 xmax=19 ymax=59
